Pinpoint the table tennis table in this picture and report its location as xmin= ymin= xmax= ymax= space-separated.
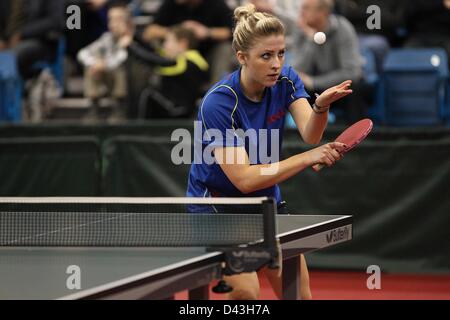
xmin=0 ymin=214 xmax=352 ymax=300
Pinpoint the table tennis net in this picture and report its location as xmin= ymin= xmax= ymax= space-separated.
xmin=0 ymin=197 xmax=274 ymax=247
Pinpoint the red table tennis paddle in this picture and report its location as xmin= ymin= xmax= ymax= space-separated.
xmin=312 ymin=118 xmax=373 ymax=172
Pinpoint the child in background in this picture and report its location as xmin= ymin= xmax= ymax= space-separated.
xmin=77 ymin=2 xmax=133 ymax=121
xmin=127 ymin=25 xmax=209 ymax=118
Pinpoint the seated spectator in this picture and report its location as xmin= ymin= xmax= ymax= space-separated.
xmin=77 ymin=2 xmax=134 ymax=120
xmin=127 ymin=25 xmax=209 ymax=118
xmin=65 ymin=0 xmax=133 ymax=74
xmin=291 ymin=0 xmax=368 ymax=124
xmin=335 ymin=0 xmax=407 ymax=73
xmin=142 ymin=0 xmax=233 ymax=85
xmin=404 ymin=0 xmax=450 ymax=65
xmin=0 ymin=0 xmax=64 ymax=79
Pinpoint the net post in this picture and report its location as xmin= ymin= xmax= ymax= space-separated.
xmin=262 ymin=197 xmax=277 ymax=251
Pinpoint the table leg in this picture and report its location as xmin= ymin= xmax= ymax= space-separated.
xmin=282 ymin=255 xmax=300 ymax=300
xmin=188 ymin=285 xmax=210 ymax=300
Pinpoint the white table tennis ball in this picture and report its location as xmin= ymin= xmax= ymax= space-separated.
xmin=313 ymin=32 xmax=326 ymax=45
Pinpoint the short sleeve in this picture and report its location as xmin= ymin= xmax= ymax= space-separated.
xmin=282 ymin=65 xmax=310 ymax=107
xmin=200 ymin=87 xmax=244 ymax=149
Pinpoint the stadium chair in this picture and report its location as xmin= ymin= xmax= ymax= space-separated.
xmin=0 ymin=51 xmax=22 ymax=122
xmin=380 ymin=48 xmax=448 ymax=126
xmin=360 ymin=47 xmax=385 ymax=124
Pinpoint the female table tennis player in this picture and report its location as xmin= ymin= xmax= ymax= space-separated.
xmin=186 ymin=3 xmax=352 ymax=300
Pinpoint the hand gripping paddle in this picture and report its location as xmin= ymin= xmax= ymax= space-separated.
xmin=312 ymin=118 xmax=373 ymax=172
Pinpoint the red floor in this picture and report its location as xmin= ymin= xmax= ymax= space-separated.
xmin=176 ymin=270 xmax=450 ymax=300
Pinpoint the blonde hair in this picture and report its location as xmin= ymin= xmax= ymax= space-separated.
xmin=232 ymin=4 xmax=285 ymax=53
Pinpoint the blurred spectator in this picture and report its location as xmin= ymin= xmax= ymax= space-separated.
xmin=0 ymin=0 xmax=64 ymax=79
xmin=127 ymin=25 xmax=209 ymax=118
xmin=335 ymin=0 xmax=407 ymax=73
xmin=291 ymin=0 xmax=368 ymax=124
xmin=77 ymin=2 xmax=134 ymax=120
xmin=404 ymin=0 xmax=450 ymax=63
xmin=65 ymin=0 xmax=132 ymax=73
xmin=142 ymin=0 xmax=233 ymax=85
xmin=246 ymin=0 xmax=274 ymax=13
xmin=245 ymin=0 xmax=302 ymax=49
xmin=245 ymin=0 xmax=302 ymax=23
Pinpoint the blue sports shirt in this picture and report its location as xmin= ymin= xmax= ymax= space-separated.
xmin=186 ymin=65 xmax=309 ymax=205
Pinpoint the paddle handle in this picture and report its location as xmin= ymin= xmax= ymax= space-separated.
xmin=312 ymin=163 xmax=325 ymax=172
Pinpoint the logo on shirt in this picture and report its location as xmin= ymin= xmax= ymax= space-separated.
xmin=267 ymin=109 xmax=286 ymax=125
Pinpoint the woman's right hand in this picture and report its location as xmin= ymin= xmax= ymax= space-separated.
xmin=306 ymin=142 xmax=347 ymax=168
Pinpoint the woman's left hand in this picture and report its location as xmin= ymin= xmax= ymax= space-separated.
xmin=315 ymin=80 xmax=353 ymax=107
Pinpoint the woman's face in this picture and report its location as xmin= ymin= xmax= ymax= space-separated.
xmin=238 ymin=34 xmax=286 ymax=88
xmin=108 ymin=8 xmax=130 ymax=38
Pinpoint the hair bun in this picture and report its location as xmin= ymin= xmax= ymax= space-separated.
xmin=234 ymin=3 xmax=256 ymax=22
